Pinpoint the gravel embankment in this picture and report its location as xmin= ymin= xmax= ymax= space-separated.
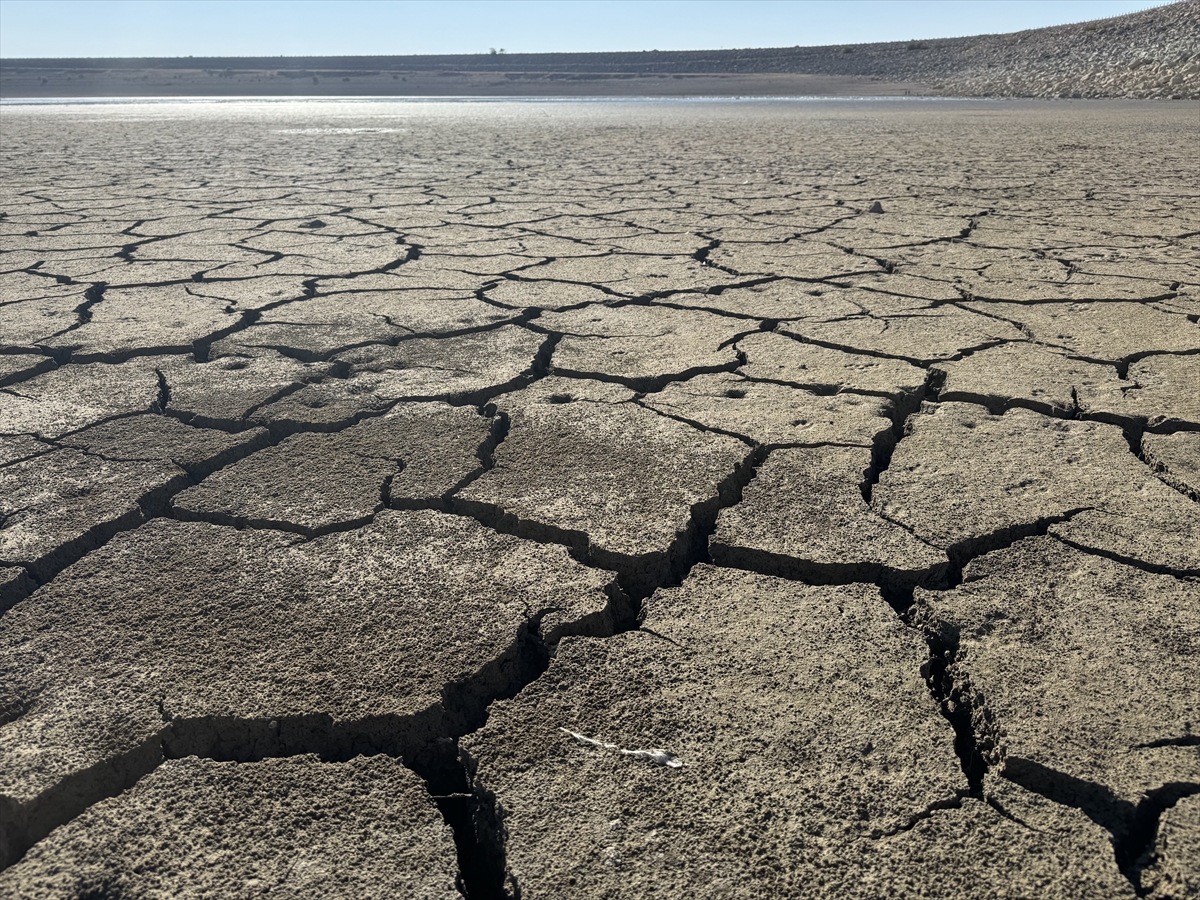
xmin=870 ymin=0 xmax=1200 ymax=98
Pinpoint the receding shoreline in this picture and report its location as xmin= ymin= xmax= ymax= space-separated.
xmin=0 ymin=71 xmax=931 ymax=100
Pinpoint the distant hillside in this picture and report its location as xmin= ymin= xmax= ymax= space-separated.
xmin=2 ymin=0 xmax=1196 ymax=99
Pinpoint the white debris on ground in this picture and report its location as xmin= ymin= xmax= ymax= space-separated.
xmin=560 ymin=728 xmax=684 ymax=768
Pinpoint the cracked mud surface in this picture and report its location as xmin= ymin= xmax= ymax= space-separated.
xmin=1 ymin=98 xmax=1197 ymax=898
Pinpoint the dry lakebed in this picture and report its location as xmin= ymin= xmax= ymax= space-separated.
xmin=0 ymin=96 xmax=1198 ymax=899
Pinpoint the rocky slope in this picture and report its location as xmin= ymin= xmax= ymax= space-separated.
xmin=862 ymin=0 xmax=1200 ymax=99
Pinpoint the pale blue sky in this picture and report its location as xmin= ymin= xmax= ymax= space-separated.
xmin=0 ymin=0 xmax=1168 ymax=58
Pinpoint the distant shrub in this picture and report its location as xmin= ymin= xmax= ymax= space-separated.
xmin=908 ymin=42 xmax=928 ymax=51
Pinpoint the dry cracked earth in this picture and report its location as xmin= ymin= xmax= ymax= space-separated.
xmin=0 ymin=98 xmax=1198 ymax=899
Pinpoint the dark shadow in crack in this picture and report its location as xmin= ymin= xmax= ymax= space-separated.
xmin=1003 ymin=756 xmax=1200 ymax=893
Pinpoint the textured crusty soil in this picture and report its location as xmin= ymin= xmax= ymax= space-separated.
xmin=0 ymin=97 xmax=1198 ymax=898
xmin=2 ymin=0 xmax=1197 ymax=99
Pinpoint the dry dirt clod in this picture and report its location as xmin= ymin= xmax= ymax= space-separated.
xmin=463 ymin=564 xmax=1133 ymax=898
xmin=0 ymin=755 xmax=463 ymax=899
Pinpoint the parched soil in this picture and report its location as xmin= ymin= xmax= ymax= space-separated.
xmin=0 ymin=97 xmax=1198 ymax=899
